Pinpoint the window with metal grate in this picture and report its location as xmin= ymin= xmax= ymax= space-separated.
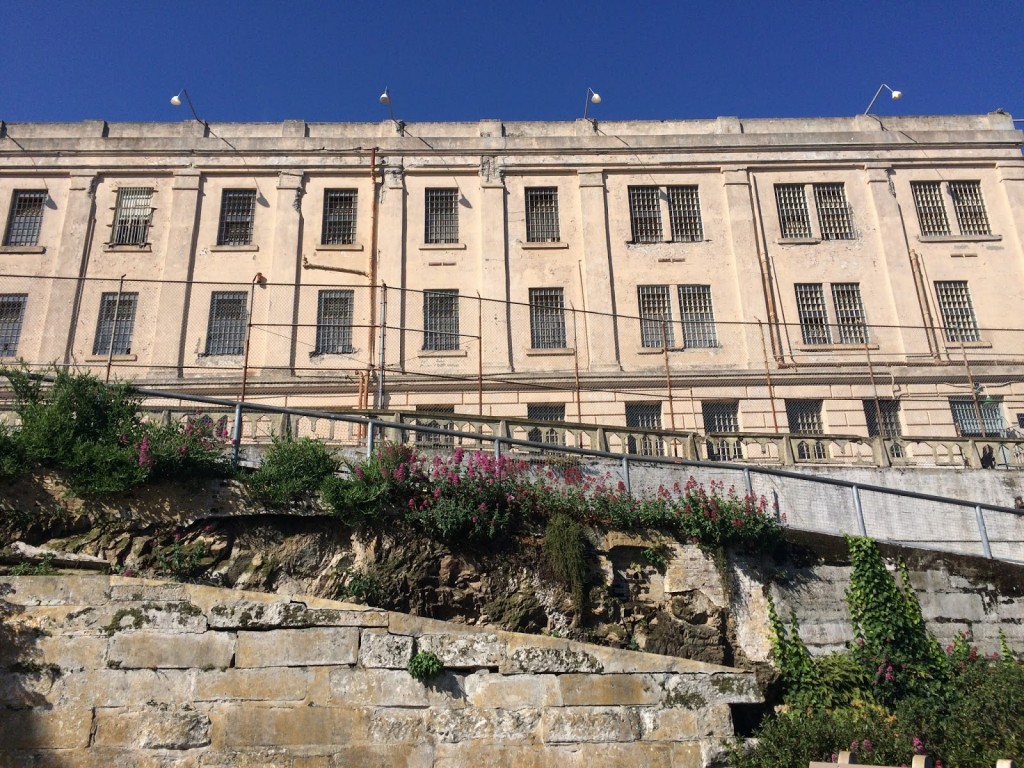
xmin=934 ymin=281 xmax=980 ymax=343
xmin=795 ymin=284 xmax=832 ymax=344
xmin=637 ymin=285 xmax=674 ymax=348
xmin=911 ymin=181 xmax=950 ymax=236
xmin=525 ymin=187 xmax=560 ymax=243
xmin=702 ymin=400 xmax=742 ymax=460
xmin=3 ymin=191 xmax=47 ymax=246
xmin=0 ymin=294 xmax=28 ymax=357
xmin=92 ymin=292 xmax=138 ymax=355
xmin=315 ymin=289 xmax=355 ymax=354
xmin=831 ymin=283 xmax=868 ymax=344
xmin=949 ymin=396 xmax=1004 ymax=438
xmin=423 ymin=290 xmax=460 ymax=351
xmin=628 ymin=186 xmax=663 ymax=243
xmin=678 ymin=284 xmax=718 ymax=348
xmin=527 ymin=403 xmax=566 ymax=444
xmin=667 ymin=186 xmax=703 ymax=242
xmin=217 ymin=190 xmax=257 ymax=246
xmin=949 ymin=181 xmax=990 ymax=236
xmin=813 ymin=183 xmax=854 ymax=240
xmin=775 ymin=184 xmax=812 ymax=238
xmin=425 ymin=188 xmax=459 ymax=244
xmin=322 ymin=190 xmax=358 ymax=245
xmin=110 ymin=188 xmax=153 ymax=246
xmin=205 ymin=291 xmax=247 ymax=355
xmin=786 ymin=399 xmax=826 ymax=459
xmin=625 ymin=402 xmax=664 ymax=456
xmin=528 ymin=288 xmax=567 ymax=349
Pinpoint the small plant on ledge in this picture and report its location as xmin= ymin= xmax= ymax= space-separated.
xmin=408 ymin=650 xmax=444 ymax=682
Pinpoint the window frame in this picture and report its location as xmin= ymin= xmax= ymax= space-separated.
xmin=528 ymin=288 xmax=567 ymax=349
xmin=321 ymin=189 xmax=358 ymax=245
xmin=625 ymin=402 xmax=664 ymax=457
xmin=949 ymin=396 xmax=1004 ymax=438
xmin=794 ymin=282 xmax=868 ymax=346
xmin=912 ymin=180 xmax=993 ymax=238
xmin=934 ymin=280 xmax=980 ymax=343
xmin=3 ymin=191 xmax=47 ymax=247
xmin=110 ymin=187 xmax=154 ymax=246
xmin=424 ymin=188 xmax=459 ymax=245
xmin=92 ymin=292 xmax=139 ymax=356
xmin=422 ymin=289 xmax=460 ymax=351
xmin=204 ymin=291 xmax=248 ymax=356
xmin=678 ymin=284 xmax=718 ymax=348
xmin=776 ymin=183 xmax=854 ymax=240
xmin=702 ymin=400 xmax=742 ymax=461
xmin=216 ymin=190 xmax=257 ymax=246
xmin=314 ymin=289 xmax=355 ymax=355
xmin=627 ymin=186 xmax=664 ymax=244
xmin=0 ymin=293 xmax=28 ymax=357
xmin=637 ymin=285 xmax=674 ymax=348
xmin=524 ymin=187 xmax=561 ymax=243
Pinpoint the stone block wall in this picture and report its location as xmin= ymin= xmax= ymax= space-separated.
xmin=0 ymin=576 xmax=758 ymax=767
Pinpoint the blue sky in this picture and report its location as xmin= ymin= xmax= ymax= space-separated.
xmin=4 ymin=1 xmax=1023 ymax=124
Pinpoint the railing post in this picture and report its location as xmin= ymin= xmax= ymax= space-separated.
xmin=781 ymin=435 xmax=796 ymax=466
xmin=366 ymin=422 xmax=376 ymax=458
xmin=621 ymin=455 xmax=631 ymax=496
xmin=494 ymin=438 xmax=502 ymax=460
xmin=231 ymin=402 xmax=243 ymax=467
xmin=851 ymin=484 xmax=867 ymax=537
xmin=975 ymin=505 xmax=993 ymax=559
xmin=744 ymin=468 xmax=753 ymax=497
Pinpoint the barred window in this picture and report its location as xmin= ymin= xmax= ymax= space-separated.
xmin=625 ymin=402 xmax=664 ymax=456
xmin=314 ymin=289 xmax=354 ymax=354
xmin=775 ymin=184 xmax=812 ymax=238
xmin=831 ymin=283 xmax=868 ymax=344
xmin=525 ymin=187 xmax=560 ymax=243
xmin=217 ymin=190 xmax=257 ymax=246
xmin=423 ymin=289 xmax=460 ymax=351
xmin=3 ymin=191 xmax=46 ymax=246
xmin=813 ymin=183 xmax=853 ymax=240
xmin=702 ymin=401 xmax=742 ymax=461
xmin=322 ymin=190 xmax=357 ymax=245
xmin=934 ymin=281 xmax=980 ymax=343
xmin=425 ymin=188 xmax=459 ymax=244
xmin=528 ymin=288 xmax=566 ymax=349
xmin=911 ymin=181 xmax=950 ymax=236
xmin=204 ymin=291 xmax=247 ymax=355
xmin=949 ymin=397 xmax=1004 ymax=438
xmin=678 ymin=285 xmax=718 ymax=348
xmin=786 ymin=399 xmax=826 ymax=460
xmin=667 ymin=186 xmax=703 ymax=242
xmin=110 ymin=187 xmax=153 ymax=246
xmin=527 ymin=404 xmax=565 ymax=445
xmin=92 ymin=292 xmax=138 ymax=355
xmin=863 ymin=399 xmax=902 ymax=438
xmin=637 ymin=285 xmax=674 ymax=348
xmin=0 ymin=294 xmax=28 ymax=357
xmin=628 ymin=186 xmax=663 ymax=243
xmin=795 ymin=284 xmax=831 ymax=345
xmin=949 ymin=181 xmax=990 ymax=236
xmin=415 ymin=405 xmax=455 ymax=448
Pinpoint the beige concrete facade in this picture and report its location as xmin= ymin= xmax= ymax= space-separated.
xmin=2 ymin=113 xmax=1024 ymax=448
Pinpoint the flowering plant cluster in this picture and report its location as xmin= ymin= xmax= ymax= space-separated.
xmin=323 ymin=442 xmax=781 ymax=548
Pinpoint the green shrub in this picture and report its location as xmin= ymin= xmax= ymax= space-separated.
xmin=0 ymin=423 xmax=26 ymax=483
xmin=246 ymin=437 xmax=340 ymax=505
xmin=408 ymin=650 xmax=444 ymax=682
xmin=543 ymin=513 xmax=588 ymax=609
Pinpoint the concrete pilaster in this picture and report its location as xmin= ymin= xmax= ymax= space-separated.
xmin=149 ymin=169 xmax=202 ymax=378
xmin=377 ymin=164 xmax=406 ymax=377
xmin=577 ymin=171 xmax=620 ymax=372
xmin=995 ymin=160 xmax=1024 ymax=278
xmin=478 ymin=173 xmax=512 ymax=373
xmin=38 ymin=171 xmax=97 ymax=364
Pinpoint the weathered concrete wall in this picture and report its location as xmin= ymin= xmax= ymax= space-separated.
xmin=0 ymin=575 xmax=758 ymax=767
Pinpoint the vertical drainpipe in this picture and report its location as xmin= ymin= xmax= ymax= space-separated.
xmin=368 ymin=147 xmax=381 ymax=388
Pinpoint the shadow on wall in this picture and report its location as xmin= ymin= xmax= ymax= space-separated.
xmin=0 ymin=583 xmax=54 ymax=762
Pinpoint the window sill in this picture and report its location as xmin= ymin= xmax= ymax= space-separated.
xmin=525 ymin=348 xmax=575 ymax=357
xmin=104 ymin=244 xmax=151 ymax=252
xmin=777 ymin=237 xmax=821 ymax=245
xmin=0 ymin=245 xmax=46 ymax=254
xmin=309 ymin=349 xmax=356 ymax=358
xmin=420 ymin=349 xmax=468 ymax=358
xmin=419 ymin=243 xmax=466 ymax=251
xmin=945 ymin=340 xmax=992 ymax=349
xmin=316 ymin=244 xmax=363 ymax=252
xmin=209 ymin=244 xmax=259 ymax=252
xmin=794 ymin=343 xmax=879 ymax=352
xmin=626 ymin=240 xmax=706 ymax=246
xmin=918 ymin=234 xmax=1001 ymax=243
xmin=84 ymin=354 xmax=138 ymax=362
xmin=520 ymin=241 xmax=569 ymax=250
xmin=637 ymin=346 xmax=719 ymax=354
